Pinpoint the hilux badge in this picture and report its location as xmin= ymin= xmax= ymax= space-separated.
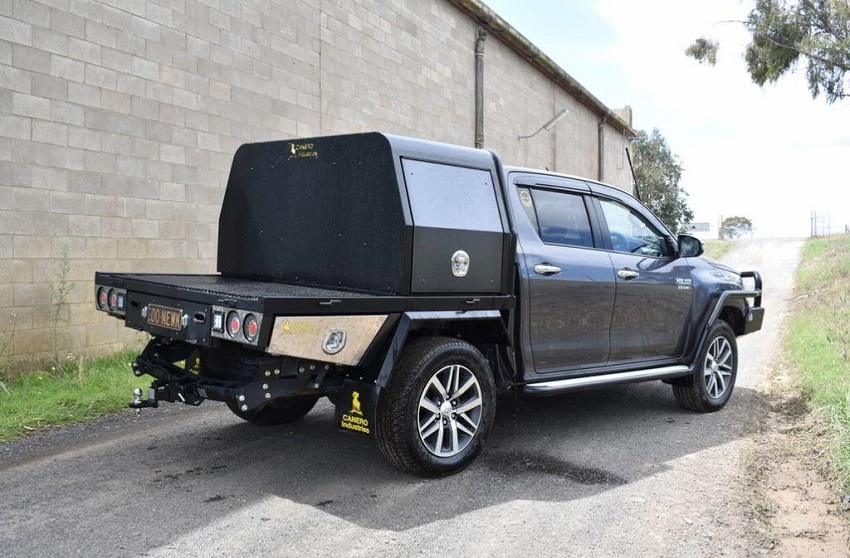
xmin=322 ymin=330 xmax=346 ymax=355
xmin=451 ymin=250 xmax=470 ymax=278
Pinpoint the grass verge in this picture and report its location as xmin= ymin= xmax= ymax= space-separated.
xmin=703 ymin=239 xmax=734 ymax=260
xmin=0 ymin=349 xmax=142 ymax=443
xmin=784 ymin=234 xmax=850 ymax=492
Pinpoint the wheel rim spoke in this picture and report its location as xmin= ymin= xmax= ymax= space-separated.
xmin=451 ymin=365 xmax=461 ymax=393
xmin=434 ymin=418 xmax=445 ymax=452
xmin=420 ymin=416 xmax=440 ymax=439
xmin=420 ymin=398 xmax=440 ymax=415
xmin=455 ymin=395 xmax=482 ymax=414
xmin=428 ymin=376 xmax=449 ymax=401
xmin=450 ymin=420 xmax=459 ymax=454
xmin=705 ymin=373 xmax=716 ymax=397
xmin=715 ymin=370 xmax=727 ymax=393
xmin=449 ymin=377 xmax=476 ymax=401
xmin=716 ymin=343 xmax=732 ymax=367
xmin=418 ymin=363 xmax=483 ymax=458
xmin=456 ymin=420 xmax=475 ymax=437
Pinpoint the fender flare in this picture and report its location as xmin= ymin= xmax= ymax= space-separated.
xmin=372 ymin=310 xmax=508 ymax=388
xmin=691 ymin=271 xmax=763 ymax=368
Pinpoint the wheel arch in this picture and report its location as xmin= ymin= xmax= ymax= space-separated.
xmin=718 ymin=301 xmax=746 ymax=336
xmin=372 ymin=311 xmax=511 ymax=389
xmin=687 ymin=291 xmax=751 ymax=368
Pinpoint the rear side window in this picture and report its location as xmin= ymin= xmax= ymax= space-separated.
xmin=526 ymin=189 xmax=594 ymax=248
xmin=516 ymin=187 xmax=539 ymax=232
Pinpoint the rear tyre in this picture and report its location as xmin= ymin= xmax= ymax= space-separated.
xmin=673 ymin=320 xmax=738 ymax=412
xmin=376 ymin=337 xmax=496 ymax=477
xmin=227 ymin=396 xmax=319 ymax=426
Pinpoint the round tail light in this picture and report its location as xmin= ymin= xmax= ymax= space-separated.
xmin=107 ymin=289 xmax=118 ymax=311
xmin=226 ymin=311 xmax=241 ymax=338
xmin=97 ymin=287 xmax=108 ymax=309
xmin=243 ymin=314 xmax=259 ymax=342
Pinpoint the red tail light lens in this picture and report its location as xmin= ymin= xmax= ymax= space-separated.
xmin=97 ymin=287 xmax=108 ymax=309
xmin=107 ymin=289 xmax=118 ymax=311
xmin=226 ymin=311 xmax=241 ymax=338
xmin=243 ymin=314 xmax=259 ymax=342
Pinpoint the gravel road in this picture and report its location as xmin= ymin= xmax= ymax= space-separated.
xmin=0 ymin=238 xmax=803 ymax=558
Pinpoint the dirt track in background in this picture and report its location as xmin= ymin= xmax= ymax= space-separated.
xmin=5 ymin=238 xmax=838 ymax=557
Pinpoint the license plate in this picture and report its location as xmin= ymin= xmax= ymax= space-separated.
xmin=147 ymin=304 xmax=183 ymax=331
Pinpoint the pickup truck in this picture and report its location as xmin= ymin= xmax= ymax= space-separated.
xmin=95 ymin=132 xmax=764 ymax=477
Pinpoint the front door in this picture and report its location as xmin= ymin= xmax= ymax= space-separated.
xmin=596 ymin=197 xmax=694 ymax=364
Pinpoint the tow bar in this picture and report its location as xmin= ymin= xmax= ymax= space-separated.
xmin=130 ymin=387 xmax=158 ymax=416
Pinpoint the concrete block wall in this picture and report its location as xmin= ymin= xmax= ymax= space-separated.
xmin=0 ymin=0 xmax=632 ymax=370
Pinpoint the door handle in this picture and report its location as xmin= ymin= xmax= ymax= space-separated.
xmin=617 ymin=268 xmax=639 ymax=280
xmin=533 ymin=264 xmax=562 ymax=275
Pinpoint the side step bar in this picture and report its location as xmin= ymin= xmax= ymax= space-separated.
xmin=523 ymin=365 xmax=691 ymax=396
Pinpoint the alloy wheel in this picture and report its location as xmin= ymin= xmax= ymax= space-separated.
xmin=417 ymin=364 xmax=483 ymax=457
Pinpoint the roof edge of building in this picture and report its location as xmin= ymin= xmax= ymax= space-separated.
xmin=446 ymin=0 xmax=637 ymax=137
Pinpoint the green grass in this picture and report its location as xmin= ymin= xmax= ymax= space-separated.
xmin=784 ymin=235 xmax=850 ymax=490
xmin=0 ymin=349 xmax=143 ymax=443
xmin=703 ymin=239 xmax=734 ymax=260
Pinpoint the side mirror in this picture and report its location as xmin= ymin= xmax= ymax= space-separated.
xmin=678 ymin=234 xmax=704 ymax=258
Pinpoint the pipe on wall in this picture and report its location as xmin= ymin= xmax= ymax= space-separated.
xmin=474 ymin=29 xmax=487 ymax=149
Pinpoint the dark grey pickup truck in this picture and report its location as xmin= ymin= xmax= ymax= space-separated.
xmin=95 ymin=132 xmax=764 ymax=477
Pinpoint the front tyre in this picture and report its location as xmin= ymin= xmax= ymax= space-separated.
xmin=673 ymin=320 xmax=738 ymax=412
xmin=376 ymin=337 xmax=496 ymax=477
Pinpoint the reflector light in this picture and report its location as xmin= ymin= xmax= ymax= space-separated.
xmin=226 ymin=311 xmax=241 ymax=338
xmin=243 ymin=314 xmax=259 ymax=342
xmin=212 ymin=310 xmax=224 ymax=332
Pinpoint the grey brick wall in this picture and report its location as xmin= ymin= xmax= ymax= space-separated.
xmin=0 ymin=0 xmax=632 ymax=369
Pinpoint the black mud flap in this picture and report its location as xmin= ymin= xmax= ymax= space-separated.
xmin=744 ymin=307 xmax=765 ymax=335
xmin=335 ymin=380 xmax=380 ymax=437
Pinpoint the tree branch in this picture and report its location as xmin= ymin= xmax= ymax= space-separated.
xmin=709 ymin=17 xmax=850 ymax=72
xmin=747 ymin=25 xmax=850 ymax=72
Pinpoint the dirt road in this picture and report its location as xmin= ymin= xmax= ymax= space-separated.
xmin=0 ymin=239 xmax=804 ymax=557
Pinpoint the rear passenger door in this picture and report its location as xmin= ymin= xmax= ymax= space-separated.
xmin=512 ymin=178 xmax=616 ymax=373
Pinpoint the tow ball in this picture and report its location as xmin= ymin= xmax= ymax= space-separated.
xmin=130 ymin=387 xmax=158 ymax=415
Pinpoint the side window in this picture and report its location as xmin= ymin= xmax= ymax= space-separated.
xmin=599 ymin=198 xmax=669 ymax=257
xmin=529 ymin=189 xmax=594 ymax=248
xmin=516 ymin=187 xmax=540 ymax=234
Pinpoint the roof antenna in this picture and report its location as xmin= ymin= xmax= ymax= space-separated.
xmin=625 ymin=147 xmax=642 ymax=201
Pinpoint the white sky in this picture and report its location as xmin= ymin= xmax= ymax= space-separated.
xmin=482 ymin=0 xmax=850 ymax=238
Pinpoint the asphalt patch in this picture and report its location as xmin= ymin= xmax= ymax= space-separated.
xmin=488 ymin=451 xmax=627 ymax=485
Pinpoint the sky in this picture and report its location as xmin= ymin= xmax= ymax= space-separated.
xmin=482 ymin=0 xmax=850 ymax=238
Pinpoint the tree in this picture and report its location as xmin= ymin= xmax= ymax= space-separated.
xmin=632 ymin=128 xmax=694 ymax=233
xmin=686 ymin=0 xmax=850 ymax=103
xmin=721 ymin=216 xmax=754 ymax=239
